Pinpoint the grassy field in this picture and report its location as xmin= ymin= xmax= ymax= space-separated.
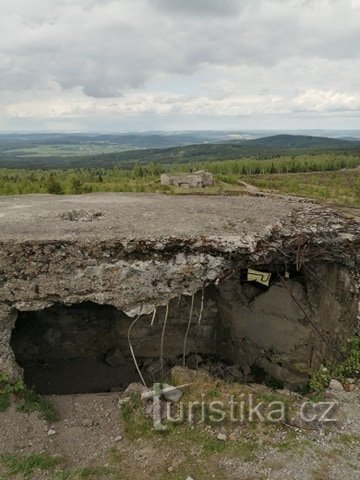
xmin=0 ymin=156 xmax=359 ymax=207
xmin=241 ymin=169 xmax=360 ymax=207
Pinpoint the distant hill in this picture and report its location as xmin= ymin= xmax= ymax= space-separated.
xmin=239 ymin=134 xmax=360 ymax=149
xmin=0 ymin=133 xmax=359 ymax=169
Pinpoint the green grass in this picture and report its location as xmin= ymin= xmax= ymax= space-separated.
xmin=243 ymin=169 xmax=360 ymax=207
xmin=51 ymin=466 xmax=118 ymax=480
xmin=0 ymin=154 xmax=359 ymax=207
xmin=337 ymin=434 xmax=360 ymax=445
xmin=0 ymin=372 xmax=56 ymax=421
xmin=120 ymin=394 xmax=154 ymax=440
xmin=309 ymin=336 xmax=360 ymax=393
xmin=0 ymin=454 xmax=61 ymax=479
xmin=0 ymin=391 xmax=11 ymax=413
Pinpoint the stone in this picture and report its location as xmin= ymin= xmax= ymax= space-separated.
xmin=114 ymin=436 xmax=123 ymax=442
xmin=329 ymin=379 xmax=345 ymax=392
xmin=47 ymin=429 xmax=56 ymax=436
xmin=124 ymin=383 xmax=147 ymax=396
xmin=227 ymin=364 xmax=244 ymax=381
xmin=217 ymin=433 xmax=227 ymax=442
xmin=81 ymin=419 xmax=93 ymax=427
xmin=161 ymin=384 xmax=183 ymax=403
xmin=186 ymin=354 xmax=203 ymax=369
xmin=104 ymin=347 xmax=127 ymax=368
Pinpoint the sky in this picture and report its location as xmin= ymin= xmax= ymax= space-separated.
xmin=1 ymin=0 xmax=360 ymax=132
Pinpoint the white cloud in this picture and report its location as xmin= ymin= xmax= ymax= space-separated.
xmin=292 ymin=89 xmax=360 ymax=113
xmin=0 ymin=0 xmax=359 ymax=130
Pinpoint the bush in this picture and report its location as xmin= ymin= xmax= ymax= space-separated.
xmin=309 ymin=337 xmax=360 ymax=393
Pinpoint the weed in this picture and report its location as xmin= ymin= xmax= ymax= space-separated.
xmin=0 ymin=372 xmax=56 ymax=421
xmin=52 ymin=466 xmax=116 ymax=480
xmin=0 ymin=453 xmax=60 ymax=479
xmin=338 ymin=434 xmax=360 ymax=445
xmin=309 ymin=336 xmax=360 ymax=393
xmin=120 ymin=394 xmax=153 ymax=440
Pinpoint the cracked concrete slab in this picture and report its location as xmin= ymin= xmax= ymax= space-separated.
xmin=0 ymin=192 xmax=315 ymax=242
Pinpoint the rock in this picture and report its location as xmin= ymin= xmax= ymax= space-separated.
xmin=118 ymin=397 xmax=131 ymax=407
xmin=114 ymin=436 xmax=123 ymax=442
xmin=124 ymin=382 xmax=147 ymax=396
xmin=104 ymin=347 xmax=127 ymax=367
xmin=186 ymin=354 xmax=203 ymax=369
xmin=81 ymin=419 xmax=93 ymax=427
xmin=144 ymin=358 xmax=166 ymax=377
xmin=217 ymin=433 xmax=227 ymax=442
xmin=161 ymin=384 xmax=183 ymax=403
xmin=344 ymin=383 xmax=356 ymax=392
xmin=47 ymin=429 xmax=56 ymax=436
xmin=227 ymin=364 xmax=244 ymax=381
xmin=346 ymin=378 xmax=355 ymax=384
xmin=329 ymin=379 xmax=345 ymax=392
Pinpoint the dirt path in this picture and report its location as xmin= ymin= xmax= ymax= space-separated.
xmin=0 ymin=385 xmax=359 ymax=479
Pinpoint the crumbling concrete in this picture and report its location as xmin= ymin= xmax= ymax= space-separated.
xmin=160 ymin=170 xmax=213 ymax=188
xmin=0 ymin=193 xmax=359 ymax=390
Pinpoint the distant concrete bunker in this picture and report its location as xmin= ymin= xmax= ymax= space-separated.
xmin=0 ymin=193 xmax=359 ymax=394
xmin=160 ymin=170 xmax=213 ymax=188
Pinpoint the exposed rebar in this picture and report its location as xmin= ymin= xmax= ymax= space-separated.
xmin=197 ymin=288 xmax=205 ymax=326
xmin=183 ymin=293 xmax=195 ymax=368
xmin=151 ymin=307 xmax=157 ymax=326
xmin=127 ymin=309 xmax=147 ymax=387
xmin=160 ymin=302 xmax=170 ymax=379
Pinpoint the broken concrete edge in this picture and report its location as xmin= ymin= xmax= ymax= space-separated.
xmin=0 ymin=206 xmax=359 ymax=384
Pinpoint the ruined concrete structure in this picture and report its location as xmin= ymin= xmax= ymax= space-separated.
xmin=0 ymin=193 xmax=359 ymax=393
xmin=160 ymin=170 xmax=213 ymax=188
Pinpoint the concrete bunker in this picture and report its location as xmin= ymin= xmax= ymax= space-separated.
xmin=9 ymin=262 xmax=358 ymax=394
xmin=0 ymin=194 xmax=358 ymax=395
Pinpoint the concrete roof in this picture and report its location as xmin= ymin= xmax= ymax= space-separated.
xmin=0 ymin=192 xmax=335 ymax=242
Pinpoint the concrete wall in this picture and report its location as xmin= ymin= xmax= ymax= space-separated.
xmin=216 ymin=264 xmax=358 ymax=387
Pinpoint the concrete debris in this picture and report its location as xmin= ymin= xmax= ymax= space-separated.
xmin=104 ymin=348 xmax=127 ymax=368
xmin=59 ymin=209 xmax=104 ymax=222
xmin=161 ymin=384 xmax=183 ymax=403
xmin=124 ymin=383 xmax=147 ymax=396
xmin=186 ymin=354 xmax=203 ymax=369
xmin=329 ymin=379 xmax=345 ymax=392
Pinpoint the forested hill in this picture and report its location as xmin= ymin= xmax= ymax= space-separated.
xmin=240 ymin=134 xmax=360 ymax=149
xmin=0 ymin=134 xmax=359 ymax=169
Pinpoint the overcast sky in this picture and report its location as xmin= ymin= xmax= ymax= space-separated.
xmin=1 ymin=0 xmax=360 ymax=132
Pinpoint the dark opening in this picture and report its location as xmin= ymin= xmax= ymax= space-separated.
xmin=11 ymin=303 xmax=139 ymax=395
xmin=10 ymin=293 xmax=220 ymax=395
xmin=10 ymin=265 xmax=351 ymax=395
